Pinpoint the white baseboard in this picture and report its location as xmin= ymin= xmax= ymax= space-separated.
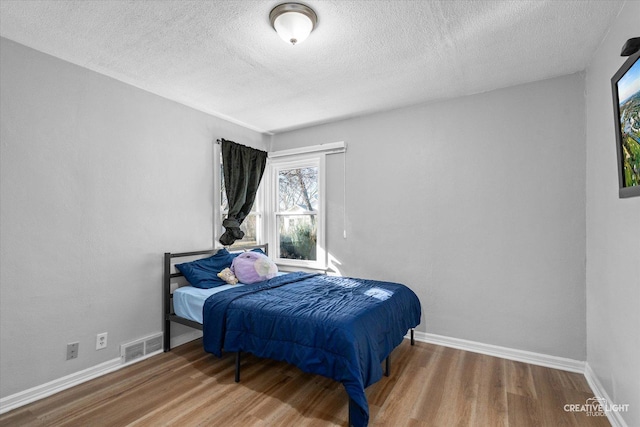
xmin=411 ymin=331 xmax=586 ymax=373
xmin=0 ymin=357 xmax=121 ymax=415
xmin=584 ymin=363 xmax=629 ymax=427
xmin=0 ymin=347 xmax=163 ymax=415
xmin=0 ymin=328 xmax=201 ymax=415
xmin=2 ymin=329 xmax=618 ymax=423
xmin=411 ymin=331 xmax=631 ymax=426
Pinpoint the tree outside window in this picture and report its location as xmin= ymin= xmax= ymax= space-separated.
xmin=277 ymin=166 xmax=318 ymax=260
xmin=268 ymin=154 xmax=325 ymax=269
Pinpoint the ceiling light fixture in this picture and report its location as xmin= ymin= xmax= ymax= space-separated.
xmin=269 ymin=3 xmax=317 ymax=46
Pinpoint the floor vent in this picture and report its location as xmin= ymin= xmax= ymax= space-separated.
xmin=145 ymin=335 xmax=163 ymax=354
xmin=120 ymin=333 xmax=163 ymax=364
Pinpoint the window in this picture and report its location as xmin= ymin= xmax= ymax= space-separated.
xmin=216 ymin=152 xmax=262 ymax=248
xmin=267 ymin=154 xmax=325 ymax=269
xmin=215 ymin=142 xmax=341 ymax=267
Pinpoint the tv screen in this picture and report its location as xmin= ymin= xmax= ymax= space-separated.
xmin=611 ymin=51 xmax=640 ymax=198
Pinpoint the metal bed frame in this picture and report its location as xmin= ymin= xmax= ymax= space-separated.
xmin=163 ymin=244 xmax=269 ymax=352
xmin=163 ymin=244 xmax=415 ymax=426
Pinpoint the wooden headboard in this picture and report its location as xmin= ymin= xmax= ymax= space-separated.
xmin=163 ymin=244 xmax=268 ymax=351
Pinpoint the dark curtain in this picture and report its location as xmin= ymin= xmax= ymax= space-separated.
xmin=219 ymin=139 xmax=268 ymax=246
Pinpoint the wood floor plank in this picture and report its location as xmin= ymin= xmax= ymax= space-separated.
xmin=505 ymin=359 xmax=538 ymax=399
xmin=507 ymin=392 xmax=543 ymax=426
xmin=405 ymin=346 xmax=457 ymax=423
xmin=0 ymin=338 xmax=612 ymax=427
xmin=423 ymin=348 xmax=471 ymax=426
xmin=529 ymin=364 xmax=587 ymax=427
xmin=473 ymin=354 xmax=508 ymax=427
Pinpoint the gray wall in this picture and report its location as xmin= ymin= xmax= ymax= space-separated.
xmin=585 ymin=1 xmax=640 ymax=425
xmin=3 ymin=8 xmax=637 ymax=421
xmin=0 ymin=37 xmax=267 ymax=398
xmin=272 ymin=73 xmax=587 ymax=360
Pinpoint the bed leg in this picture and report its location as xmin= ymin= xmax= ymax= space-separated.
xmin=235 ymin=351 xmax=241 ymax=383
xmin=163 ymin=320 xmax=171 ymax=352
xmin=163 ymin=252 xmax=171 ymax=352
xmin=348 ymin=397 xmax=354 ymax=427
xmin=385 ymin=355 xmax=390 ymax=377
xmin=411 ymin=328 xmax=415 ymax=346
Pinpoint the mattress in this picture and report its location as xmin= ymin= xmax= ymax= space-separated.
xmin=173 ymin=272 xmax=288 ymax=324
xmin=173 ymin=284 xmax=245 ymax=324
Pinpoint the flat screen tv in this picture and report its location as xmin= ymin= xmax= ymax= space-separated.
xmin=611 ymin=50 xmax=640 ymax=198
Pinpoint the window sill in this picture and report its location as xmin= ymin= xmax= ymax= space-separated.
xmin=276 ymin=263 xmax=328 ymax=274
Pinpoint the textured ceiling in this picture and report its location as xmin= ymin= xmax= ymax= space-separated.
xmin=0 ymin=0 xmax=625 ymax=134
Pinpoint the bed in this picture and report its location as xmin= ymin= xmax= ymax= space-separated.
xmin=163 ymin=245 xmax=421 ymax=427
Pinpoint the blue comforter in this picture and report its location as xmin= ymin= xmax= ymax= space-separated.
xmin=202 ymin=272 xmax=421 ymax=427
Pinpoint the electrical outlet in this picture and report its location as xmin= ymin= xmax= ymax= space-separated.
xmin=66 ymin=342 xmax=79 ymax=360
xmin=96 ymin=332 xmax=108 ymax=350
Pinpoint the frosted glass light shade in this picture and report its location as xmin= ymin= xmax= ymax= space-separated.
xmin=273 ymin=12 xmax=312 ymax=45
xmin=270 ymin=3 xmax=317 ymax=46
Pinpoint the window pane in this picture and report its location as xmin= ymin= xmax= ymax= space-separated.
xmin=278 ymin=167 xmax=318 ymax=212
xmin=220 ymin=213 xmax=258 ymax=248
xmin=220 ymin=163 xmax=228 ymax=211
xmin=277 ymin=214 xmax=317 ymax=261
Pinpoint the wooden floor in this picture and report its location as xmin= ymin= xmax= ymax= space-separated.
xmin=0 ymin=339 xmax=610 ymax=427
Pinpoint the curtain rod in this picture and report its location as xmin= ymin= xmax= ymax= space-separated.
xmin=215 ymin=138 xmax=267 ymax=154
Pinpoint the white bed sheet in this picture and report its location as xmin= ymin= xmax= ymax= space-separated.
xmin=173 ymin=284 xmax=245 ymax=324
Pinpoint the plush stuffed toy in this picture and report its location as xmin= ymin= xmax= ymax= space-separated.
xmin=217 ymin=267 xmax=239 ymax=285
xmin=231 ymin=251 xmax=278 ymax=284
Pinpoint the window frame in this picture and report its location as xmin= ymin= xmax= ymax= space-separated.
xmin=266 ymin=153 xmax=326 ymax=270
